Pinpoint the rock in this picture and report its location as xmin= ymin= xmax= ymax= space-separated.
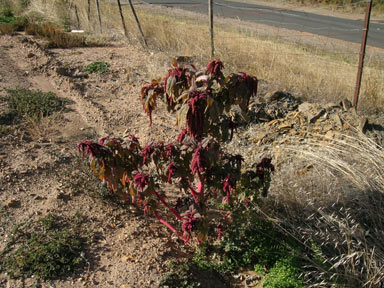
xmin=341 ymin=99 xmax=353 ymax=111
xmin=264 ymin=90 xmax=288 ymax=103
xmin=359 ymin=117 xmax=368 ymax=134
xmin=56 ymin=192 xmax=71 ymax=201
xmin=298 ymin=103 xmax=325 ymax=123
xmin=121 ymin=255 xmax=129 ymax=263
xmin=331 ymin=113 xmax=343 ymax=129
xmin=7 ymin=199 xmax=21 ymax=208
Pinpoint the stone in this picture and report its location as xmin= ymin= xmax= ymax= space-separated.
xmin=359 ymin=117 xmax=368 ymax=134
xmin=264 ymin=90 xmax=287 ymax=103
xmin=298 ymin=103 xmax=325 ymax=123
xmin=121 ymin=255 xmax=129 ymax=263
xmin=341 ymin=99 xmax=353 ymax=111
xmin=7 ymin=199 xmax=21 ymax=208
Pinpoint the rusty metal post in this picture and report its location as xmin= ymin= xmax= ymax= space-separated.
xmin=95 ymin=0 xmax=102 ymax=33
xmin=353 ymin=0 xmax=372 ymax=108
xmin=117 ymin=0 xmax=128 ymax=38
xmin=87 ymin=0 xmax=91 ymax=23
xmin=128 ymin=0 xmax=148 ymax=47
xmin=209 ymin=0 xmax=214 ymax=58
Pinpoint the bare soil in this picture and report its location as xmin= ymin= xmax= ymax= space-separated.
xmin=0 ymin=33 xmax=187 ymax=288
xmin=1 ymin=31 xmax=383 ymax=288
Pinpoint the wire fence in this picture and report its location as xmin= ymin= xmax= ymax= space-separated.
xmin=57 ymin=0 xmax=383 ymax=110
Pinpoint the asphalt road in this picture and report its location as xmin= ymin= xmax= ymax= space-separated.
xmin=139 ymin=0 xmax=384 ymax=48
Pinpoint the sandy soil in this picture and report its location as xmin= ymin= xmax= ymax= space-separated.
xmin=0 ymin=33 xmax=190 ymax=288
xmin=1 ymin=27 xmax=383 ymax=287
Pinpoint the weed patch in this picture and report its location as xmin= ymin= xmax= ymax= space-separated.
xmin=0 ymin=15 xmax=27 ymax=34
xmin=83 ymin=61 xmax=109 ymax=74
xmin=263 ymin=258 xmax=305 ymax=288
xmin=1 ymin=88 xmax=69 ymax=124
xmin=160 ymin=259 xmax=227 ymax=288
xmin=0 ymin=213 xmax=89 ymax=280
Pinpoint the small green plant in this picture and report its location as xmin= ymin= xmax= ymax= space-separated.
xmin=160 ymin=259 xmax=227 ymax=288
xmin=1 ymin=88 xmax=69 ymax=124
xmin=160 ymin=261 xmax=201 ymax=288
xmin=83 ymin=61 xmax=109 ymax=74
xmin=0 ymin=213 xmax=88 ymax=280
xmin=263 ymin=258 xmax=305 ymax=288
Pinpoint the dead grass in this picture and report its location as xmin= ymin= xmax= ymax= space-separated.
xmin=16 ymin=0 xmax=384 ymax=113
xmin=45 ymin=0 xmax=383 ymax=114
xmin=267 ymin=133 xmax=384 ymax=287
xmin=4 ymin=0 xmax=384 ymax=286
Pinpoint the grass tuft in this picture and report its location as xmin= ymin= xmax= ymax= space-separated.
xmin=0 ymin=213 xmax=89 ymax=280
xmin=25 ymin=21 xmax=88 ymax=48
xmin=0 ymin=15 xmax=27 ymax=34
xmin=268 ymin=133 xmax=384 ymax=286
xmin=83 ymin=61 xmax=109 ymax=74
xmin=1 ymin=87 xmax=69 ymax=124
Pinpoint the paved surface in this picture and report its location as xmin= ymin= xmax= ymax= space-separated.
xmin=138 ymin=0 xmax=384 ymax=48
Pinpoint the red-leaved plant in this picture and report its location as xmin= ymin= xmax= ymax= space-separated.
xmin=79 ymin=59 xmax=273 ymax=243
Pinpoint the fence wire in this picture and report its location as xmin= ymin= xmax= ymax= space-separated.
xmin=70 ymin=0 xmax=383 ymax=109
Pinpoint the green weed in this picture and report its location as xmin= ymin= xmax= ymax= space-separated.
xmin=160 ymin=259 xmax=227 ymax=288
xmin=1 ymin=88 xmax=69 ymax=124
xmin=0 ymin=213 xmax=88 ymax=280
xmin=83 ymin=61 xmax=109 ymax=74
xmin=188 ymin=196 xmax=307 ymax=287
xmin=263 ymin=258 xmax=305 ymax=288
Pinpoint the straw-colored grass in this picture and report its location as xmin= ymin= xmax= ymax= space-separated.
xmin=17 ymin=0 xmax=384 ymax=113
xmin=267 ymin=133 xmax=384 ymax=286
xmin=4 ymin=0 xmax=384 ymax=285
xmin=34 ymin=0 xmax=382 ymax=113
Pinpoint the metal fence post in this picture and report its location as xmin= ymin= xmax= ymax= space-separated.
xmin=95 ymin=0 xmax=102 ymax=33
xmin=128 ymin=0 xmax=148 ymax=47
xmin=117 ymin=0 xmax=128 ymax=38
xmin=209 ymin=0 xmax=214 ymax=58
xmin=353 ymin=0 xmax=372 ymax=108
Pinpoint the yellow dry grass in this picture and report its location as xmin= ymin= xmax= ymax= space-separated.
xmin=9 ymin=0 xmax=384 ymax=285
xmin=267 ymin=132 xmax=384 ymax=287
xmin=19 ymin=0 xmax=384 ymax=114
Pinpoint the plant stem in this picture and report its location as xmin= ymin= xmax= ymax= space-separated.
xmin=153 ymin=190 xmax=182 ymax=220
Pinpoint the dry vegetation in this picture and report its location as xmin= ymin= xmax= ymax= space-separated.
xmin=27 ymin=0 xmax=383 ymax=114
xmin=266 ymin=133 xmax=384 ymax=287
xmin=1 ymin=0 xmax=384 ymax=286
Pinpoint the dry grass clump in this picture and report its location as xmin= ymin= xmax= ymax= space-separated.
xmin=266 ymin=133 xmax=384 ymax=287
xmin=25 ymin=22 xmax=86 ymax=47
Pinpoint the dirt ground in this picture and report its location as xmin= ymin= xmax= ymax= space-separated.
xmin=1 ymin=30 xmax=383 ymax=288
xmin=0 ymin=33 xmax=191 ymax=288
